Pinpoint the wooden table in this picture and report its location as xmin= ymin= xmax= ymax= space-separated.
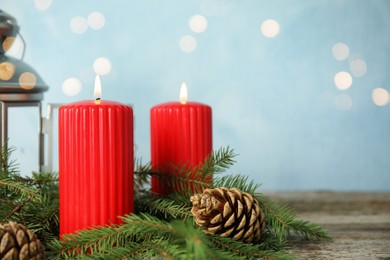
xmin=266 ymin=192 xmax=390 ymax=259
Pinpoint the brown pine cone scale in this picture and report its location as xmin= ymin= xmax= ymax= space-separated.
xmin=0 ymin=221 xmax=45 ymax=259
xmin=190 ymin=187 xmax=266 ymax=243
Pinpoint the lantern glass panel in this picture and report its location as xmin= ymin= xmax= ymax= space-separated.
xmin=8 ymin=107 xmax=40 ymax=175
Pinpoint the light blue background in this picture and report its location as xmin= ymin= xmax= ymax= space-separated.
xmin=1 ymin=0 xmax=389 ymax=191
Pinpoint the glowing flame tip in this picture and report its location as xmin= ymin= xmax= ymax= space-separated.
xmin=180 ymin=82 xmax=187 ymax=104
xmin=94 ymin=74 xmax=102 ymax=99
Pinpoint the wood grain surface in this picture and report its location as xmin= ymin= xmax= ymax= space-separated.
xmin=266 ymin=192 xmax=390 ymax=260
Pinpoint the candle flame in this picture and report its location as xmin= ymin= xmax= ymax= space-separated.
xmin=180 ymin=82 xmax=188 ymax=104
xmin=94 ymin=75 xmax=102 ymax=100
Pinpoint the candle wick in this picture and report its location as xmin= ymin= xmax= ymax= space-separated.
xmin=96 ymin=98 xmax=101 ymax=101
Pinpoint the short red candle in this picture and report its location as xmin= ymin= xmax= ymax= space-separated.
xmin=150 ymin=83 xmax=212 ymax=195
xmin=59 ymin=77 xmax=133 ymax=236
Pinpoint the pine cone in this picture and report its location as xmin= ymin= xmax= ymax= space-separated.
xmin=190 ymin=187 xmax=266 ymax=243
xmin=0 ymin=222 xmax=45 ymax=260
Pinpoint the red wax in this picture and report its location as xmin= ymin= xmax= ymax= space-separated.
xmin=150 ymin=102 xmax=212 ymax=195
xmin=59 ymin=100 xmax=133 ymax=236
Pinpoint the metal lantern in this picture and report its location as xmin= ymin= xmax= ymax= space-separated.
xmin=0 ymin=9 xmax=49 ymax=171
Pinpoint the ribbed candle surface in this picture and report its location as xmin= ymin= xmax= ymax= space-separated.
xmin=150 ymin=102 xmax=212 ymax=195
xmin=59 ymin=100 xmax=133 ymax=236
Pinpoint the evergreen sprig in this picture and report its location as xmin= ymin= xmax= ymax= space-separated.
xmin=213 ymin=173 xmax=261 ymax=194
xmin=134 ymin=158 xmax=151 ymax=193
xmin=0 ymin=144 xmax=18 ymax=174
xmin=146 ymin=147 xmax=238 ymax=196
xmin=149 ymin=164 xmax=212 ymax=196
xmin=0 ymin=147 xmax=59 ymax=247
xmin=1 ymin=145 xmax=331 ymax=259
xmin=257 ymin=195 xmax=332 ymax=241
xmin=200 ymin=146 xmax=237 ymax=176
xmin=145 ymin=197 xmax=193 ymax=220
xmin=207 ymin=235 xmax=296 ymax=260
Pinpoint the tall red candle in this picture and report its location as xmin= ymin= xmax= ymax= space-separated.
xmin=59 ymin=76 xmax=133 ymax=236
xmin=150 ymin=83 xmax=212 ymax=195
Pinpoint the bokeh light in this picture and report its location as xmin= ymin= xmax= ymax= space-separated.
xmin=34 ymin=0 xmax=52 ymax=11
xmin=332 ymin=42 xmax=350 ymax=61
xmin=2 ymin=36 xmax=15 ymax=53
xmin=3 ymin=36 xmax=22 ymax=57
xmin=87 ymin=12 xmax=105 ymax=30
xmin=349 ymin=58 xmax=367 ymax=77
xmin=334 ymin=94 xmax=353 ymax=111
xmin=189 ymin=15 xmax=208 ymax=33
xmin=179 ymin=35 xmax=197 ymax=53
xmin=19 ymin=72 xmax=37 ymax=90
xmin=70 ymin=16 xmax=88 ymax=34
xmin=0 ymin=62 xmax=15 ymax=80
xmin=334 ymin=71 xmax=353 ymax=90
xmin=62 ymin=77 xmax=82 ymax=96
xmin=260 ymin=19 xmax=280 ymax=38
xmin=372 ymin=88 xmax=390 ymax=106
xmin=93 ymin=57 xmax=112 ymax=76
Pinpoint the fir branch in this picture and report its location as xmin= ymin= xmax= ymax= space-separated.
xmin=21 ymin=193 xmax=59 ymax=245
xmin=2 ymin=193 xmax=36 ymax=222
xmin=99 ymin=244 xmax=149 ymax=260
xmin=0 ymin=198 xmax=17 ymax=207
xmin=49 ymin=214 xmax=176 ymax=258
xmin=142 ymin=238 xmax=189 ymax=259
xmin=134 ymin=190 xmax=192 ymax=221
xmin=147 ymin=198 xmax=193 ymax=219
xmin=200 ymin=146 xmax=237 ymax=175
xmin=208 ymin=235 xmax=297 ymax=260
xmin=0 ymin=144 xmax=19 ymax=175
xmin=2 ymin=144 xmax=332 ymax=258
xmin=0 ymin=178 xmax=38 ymax=199
xmin=175 ymin=221 xmax=213 ymax=260
xmin=30 ymin=171 xmax=59 ymax=188
xmin=169 ymin=170 xmax=211 ymax=195
xmin=134 ymin=158 xmax=152 ymax=192
xmin=135 ymin=158 xmax=152 ymax=174
xmin=166 ymin=191 xmax=194 ymax=206
xmin=256 ymin=194 xmax=332 ymax=242
xmin=0 ymin=147 xmax=59 ymax=246
xmin=260 ymin=195 xmax=293 ymax=237
xmin=121 ymin=213 xmax=178 ymax=235
xmin=150 ymin=167 xmax=212 ymax=196
xmin=258 ymin=230 xmax=288 ymax=251
xmin=213 ymin=174 xmax=261 ymax=194
xmin=98 ymin=238 xmax=190 ymax=260
xmin=0 ymin=175 xmax=41 ymax=223
xmin=139 ymin=147 xmax=238 ymax=196
xmin=49 ymin=223 xmax=126 ymax=258
xmin=285 ymin=219 xmax=332 ymax=241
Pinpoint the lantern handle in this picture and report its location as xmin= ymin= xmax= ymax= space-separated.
xmin=18 ymin=32 xmax=26 ymax=61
